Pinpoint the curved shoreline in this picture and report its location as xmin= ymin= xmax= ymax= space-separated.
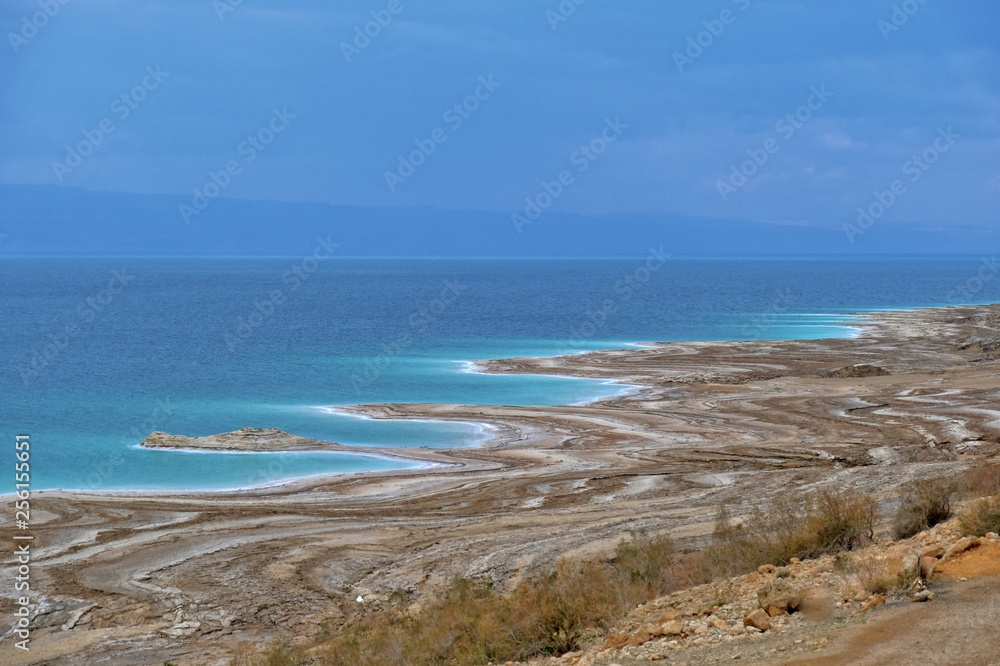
xmin=9 ymin=303 xmax=1000 ymax=664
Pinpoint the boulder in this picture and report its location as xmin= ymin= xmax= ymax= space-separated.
xmin=659 ymin=618 xmax=683 ymax=636
xmin=658 ymin=607 xmax=681 ymax=623
xmin=601 ymin=632 xmax=629 ymax=651
xmin=758 ymin=579 xmax=803 ymax=613
xmin=943 ymin=536 xmax=978 ymax=561
xmin=656 ymin=607 xmax=683 ymax=636
xmin=625 ymin=625 xmax=656 ymax=647
xmin=758 ymin=564 xmax=776 ymax=575
xmin=743 ymin=608 xmax=771 ymax=632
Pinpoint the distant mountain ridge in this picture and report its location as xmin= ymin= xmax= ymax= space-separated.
xmin=0 ymin=184 xmax=995 ymax=256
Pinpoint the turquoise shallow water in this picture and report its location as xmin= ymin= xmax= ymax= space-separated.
xmin=2 ymin=257 xmax=996 ymax=491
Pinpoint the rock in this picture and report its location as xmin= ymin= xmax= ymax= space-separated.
xmin=901 ymin=551 xmax=921 ymax=579
xmin=910 ymin=590 xmax=936 ymax=602
xmin=789 ymin=557 xmax=801 ymax=565
xmin=765 ymin=605 xmax=785 ymax=617
xmin=920 ymin=556 xmax=939 ymax=579
xmin=743 ymin=609 xmax=771 ymax=632
xmin=625 ymin=625 xmax=657 ymax=647
xmin=922 ymin=543 xmax=946 ymax=558
xmin=602 ymin=632 xmax=629 ymax=651
xmin=943 ymin=536 xmax=978 ymax=561
xmin=659 ymin=619 xmax=683 ymax=636
xmin=758 ymin=579 xmax=802 ymax=613
xmin=860 ymin=595 xmax=885 ymax=612
xmin=709 ymin=616 xmax=728 ymax=630
xmin=758 ymin=564 xmax=776 ymax=575
xmin=161 ymin=620 xmax=201 ymax=637
xmin=658 ymin=607 xmax=681 ymax=623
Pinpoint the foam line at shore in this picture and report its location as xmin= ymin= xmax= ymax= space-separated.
xmin=317 ymin=405 xmax=501 ymax=447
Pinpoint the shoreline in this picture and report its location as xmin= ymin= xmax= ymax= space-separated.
xmin=22 ymin=306 xmax=941 ymax=496
xmin=7 ymin=302 xmax=999 ymax=664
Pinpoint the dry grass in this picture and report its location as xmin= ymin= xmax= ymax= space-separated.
xmin=959 ymin=494 xmax=1000 ymax=537
xmin=230 ymin=489 xmax=889 ymax=664
xmin=893 ymin=477 xmax=956 ymax=539
xmin=964 ymin=462 xmax=1000 ymax=497
xmin=302 ymin=531 xmax=692 ymax=665
xmin=835 ymin=550 xmax=917 ymax=597
xmin=228 ymin=644 xmax=307 ymax=666
xmin=705 ymin=489 xmax=877 ymax=576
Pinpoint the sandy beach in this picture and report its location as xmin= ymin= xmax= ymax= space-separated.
xmin=3 ymin=304 xmax=999 ymax=665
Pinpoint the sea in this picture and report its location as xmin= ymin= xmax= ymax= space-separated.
xmin=2 ymin=256 xmax=997 ymax=492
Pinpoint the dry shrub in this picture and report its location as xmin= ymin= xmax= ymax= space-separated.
xmin=959 ymin=495 xmax=1000 ymax=537
xmin=706 ymin=489 xmax=877 ymax=576
xmin=312 ymin=531 xmax=689 ymax=665
xmin=893 ymin=477 xmax=956 ymax=539
xmin=840 ymin=550 xmax=915 ymax=597
xmin=228 ymin=644 xmax=307 ymax=666
xmin=964 ymin=462 xmax=1000 ymax=497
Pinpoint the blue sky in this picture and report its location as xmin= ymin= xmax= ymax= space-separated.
xmin=1 ymin=0 xmax=998 ymax=232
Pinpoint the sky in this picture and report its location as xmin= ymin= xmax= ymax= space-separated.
xmin=1 ymin=0 xmax=998 ymax=235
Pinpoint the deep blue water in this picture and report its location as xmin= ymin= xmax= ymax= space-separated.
xmin=2 ymin=256 xmax=997 ymax=491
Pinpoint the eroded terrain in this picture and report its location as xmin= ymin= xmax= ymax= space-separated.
xmin=2 ymin=305 xmax=999 ymax=664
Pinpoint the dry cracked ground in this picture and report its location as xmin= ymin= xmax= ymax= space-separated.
xmin=2 ymin=304 xmax=999 ymax=664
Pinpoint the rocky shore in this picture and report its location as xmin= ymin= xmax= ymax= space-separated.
xmin=2 ymin=304 xmax=998 ymax=665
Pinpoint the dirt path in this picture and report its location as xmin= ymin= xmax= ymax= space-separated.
xmin=782 ymin=577 xmax=1000 ymax=666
